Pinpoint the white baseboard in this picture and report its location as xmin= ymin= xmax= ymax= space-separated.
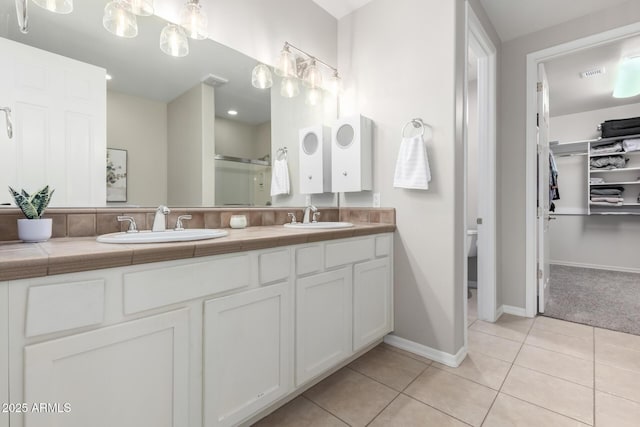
xmin=384 ymin=334 xmax=466 ymax=368
xmin=500 ymin=305 xmax=528 ymax=317
xmin=550 ymin=260 xmax=640 ymax=274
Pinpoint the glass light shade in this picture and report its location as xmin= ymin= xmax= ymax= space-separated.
xmin=280 ymin=77 xmax=300 ymax=98
xmin=303 ymin=60 xmax=323 ymax=89
xmin=103 ymin=1 xmax=138 ymax=38
xmin=160 ymin=24 xmax=189 ymax=57
xmin=305 ymin=87 xmax=323 ymax=106
xmin=32 ymin=0 xmax=73 ymax=14
xmin=613 ymin=56 xmax=640 ymax=98
xmin=122 ymin=0 xmax=153 ymax=16
xmin=327 ymin=72 xmax=342 ymax=97
xmin=179 ymin=1 xmax=208 ymax=40
xmin=275 ymin=47 xmax=297 ymax=77
xmin=251 ymin=64 xmax=273 ymax=89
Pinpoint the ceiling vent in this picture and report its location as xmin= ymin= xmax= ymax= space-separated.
xmin=201 ymin=74 xmax=229 ymax=87
xmin=580 ymin=67 xmax=606 ymax=78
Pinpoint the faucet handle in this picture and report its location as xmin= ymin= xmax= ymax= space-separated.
xmin=287 ymin=213 xmax=297 ymax=224
xmin=117 ymin=216 xmax=138 ymax=233
xmin=175 ymin=215 xmax=192 ymax=231
xmin=312 ymin=212 xmax=321 ymax=223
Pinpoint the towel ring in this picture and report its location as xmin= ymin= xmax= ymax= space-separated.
xmin=276 ymin=147 xmax=288 ymax=161
xmin=402 ymin=118 xmax=430 ymax=138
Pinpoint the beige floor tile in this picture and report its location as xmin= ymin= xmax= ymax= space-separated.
xmin=596 ymin=391 xmax=640 ymax=427
xmin=348 ymin=345 xmax=428 ymax=391
xmin=501 ymin=366 xmax=593 ymax=425
xmin=252 ymin=396 xmax=348 ymax=427
xmin=404 ymin=367 xmax=497 ymax=427
xmin=381 ymin=343 xmax=434 ymax=365
xmin=533 ymin=316 xmax=594 ymax=340
xmin=595 ymin=327 xmax=640 ymax=353
xmin=468 ymin=316 xmax=477 ymax=327
xmin=468 ymin=330 xmax=522 ymax=363
xmin=303 ymin=368 xmax=398 ymax=427
xmin=470 ymin=314 xmax=534 ymax=342
xmin=515 ymin=344 xmax=593 ymax=387
xmin=596 ymin=342 xmax=640 ymax=373
xmin=369 ymin=394 xmax=467 ymax=427
xmin=525 ymin=328 xmax=593 ymax=361
xmin=596 ymin=363 xmax=640 ymax=403
xmin=433 ymin=352 xmax=511 ymax=390
xmin=484 ymin=393 xmax=589 ymax=427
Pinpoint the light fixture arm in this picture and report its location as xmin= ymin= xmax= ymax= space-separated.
xmin=15 ymin=0 xmax=28 ymax=34
xmin=284 ymin=41 xmax=338 ymax=76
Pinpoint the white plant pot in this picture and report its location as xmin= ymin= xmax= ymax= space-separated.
xmin=17 ymin=218 xmax=52 ymax=243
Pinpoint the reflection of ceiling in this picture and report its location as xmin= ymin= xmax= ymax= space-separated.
xmin=545 ymin=35 xmax=640 ymax=117
xmin=311 ymin=0 xmax=373 ymax=19
xmin=0 ymin=1 xmax=270 ymax=125
xmin=479 ymin=0 xmax=631 ymax=42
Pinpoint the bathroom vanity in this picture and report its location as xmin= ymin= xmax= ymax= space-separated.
xmin=0 ymin=223 xmax=394 ymax=427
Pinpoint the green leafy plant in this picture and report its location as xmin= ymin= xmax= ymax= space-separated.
xmin=8 ymin=186 xmax=55 ymax=219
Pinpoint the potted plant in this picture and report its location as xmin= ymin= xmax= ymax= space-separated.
xmin=8 ymin=185 xmax=55 ymax=242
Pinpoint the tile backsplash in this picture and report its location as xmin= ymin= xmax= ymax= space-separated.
xmin=0 ymin=207 xmax=395 ymax=242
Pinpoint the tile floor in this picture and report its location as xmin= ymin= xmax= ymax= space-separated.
xmin=253 ymin=291 xmax=640 ymax=426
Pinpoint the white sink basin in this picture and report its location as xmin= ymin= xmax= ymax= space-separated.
xmin=284 ymin=222 xmax=354 ymax=230
xmin=97 ymin=229 xmax=228 ymax=244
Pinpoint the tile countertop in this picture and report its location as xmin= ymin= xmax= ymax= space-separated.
xmin=0 ymin=223 xmax=396 ymax=281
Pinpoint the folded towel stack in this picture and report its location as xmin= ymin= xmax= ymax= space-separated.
xmin=623 ymin=138 xmax=640 ymax=153
xmin=592 ymin=142 xmax=623 ymax=155
xmin=590 ymin=155 xmax=628 ymax=170
xmin=590 ymin=186 xmax=624 ymax=206
xmin=590 ymin=177 xmax=606 ymax=184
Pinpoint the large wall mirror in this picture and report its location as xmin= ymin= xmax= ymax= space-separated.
xmin=0 ymin=1 xmax=337 ymax=208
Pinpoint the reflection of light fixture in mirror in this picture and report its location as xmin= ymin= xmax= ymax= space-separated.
xmin=105 ymin=74 xmax=113 ymax=81
xmin=280 ymin=78 xmax=300 ymax=98
xmin=251 ymin=64 xmax=273 ymax=89
xmin=275 ymin=44 xmax=297 ymax=77
xmin=103 ymin=0 xmax=138 ymax=38
xmin=160 ymin=24 xmax=189 ymax=57
xmin=32 ymin=0 xmax=73 ymax=14
xmin=179 ymin=0 xmax=208 ymax=40
xmin=122 ymin=0 xmax=153 ymax=16
xmin=228 ymin=110 xmax=238 ymax=116
xmin=303 ymin=58 xmax=323 ymax=89
xmin=613 ymin=56 xmax=640 ymax=98
xmin=305 ymin=87 xmax=323 ymax=106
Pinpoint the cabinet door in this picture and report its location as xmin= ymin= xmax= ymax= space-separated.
xmin=203 ymin=282 xmax=292 ymax=427
xmin=353 ymin=258 xmax=393 ymax=351
xmin=296 ymin=268 xmax=352 ymax=386
xmin=22 ymin=309 xmax=190 ymax=427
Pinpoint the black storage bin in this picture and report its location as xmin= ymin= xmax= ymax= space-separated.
xmin=599 ymin=117 xmax=640 ymax=138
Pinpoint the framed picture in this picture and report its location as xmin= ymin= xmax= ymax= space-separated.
xmin=106 ymin=148 xmax=127 ymax=202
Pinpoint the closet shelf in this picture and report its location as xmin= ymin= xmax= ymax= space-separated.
xmin=593 ymin=133 xmax=640 ymax=144
xmin=590 ymin=166 xmax=640 ymax=173
xmin=590 ymin=203 xmax=640 ymax=207
xmin=590 ymin=151 xmax=640 ymax=158
xmin=590 ymin=181 xmax=640 ymax=185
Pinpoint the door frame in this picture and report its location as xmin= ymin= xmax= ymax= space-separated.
xmin=465 ymin=2 xmax=498 ymax=326
xmin=524 ymin=22 xmax=640 ymax=317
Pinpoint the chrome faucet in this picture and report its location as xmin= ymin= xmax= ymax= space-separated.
xmin=302 ymin=205 xmax=317 ymax=224
xmin=152 ymin=205 xmax=170 ymax=231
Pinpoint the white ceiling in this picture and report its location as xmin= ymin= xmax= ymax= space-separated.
xmin=311 ymin=0 xmax=374 ymax=19
xmin=0 ymin=1 xmax=270 ymax=125
xmin=479 ymin=0 xmax=631 ymax=42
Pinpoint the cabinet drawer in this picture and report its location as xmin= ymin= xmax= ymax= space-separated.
xmin=375 ymin=234 xmax=392 ymax=257
xmin=296 ymin=245 xmax=323 ymax=276
xmin=259 ymin=249 xmax=290 ymax=285
xmin=325 ymin=238 xmax=374 ymax=269
xmin=26 ymin=280 xmax=105 ymax=337
xmin=124 ymin=254 xmax=250 ymax=314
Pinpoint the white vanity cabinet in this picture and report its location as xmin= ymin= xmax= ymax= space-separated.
xmin=353 ymin=257 xmax=392 ymax=352
xmin=203 ymin=282 xmax=293 ymax=427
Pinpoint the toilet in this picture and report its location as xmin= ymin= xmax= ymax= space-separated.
xmin=467 ymin=229 xmax=478 ymax=257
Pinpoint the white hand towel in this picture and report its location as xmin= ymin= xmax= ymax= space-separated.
xmin=270 ymin=158 xmax=290 ymax=196
xmin=393 ymin=135 xmax=431 ymax=190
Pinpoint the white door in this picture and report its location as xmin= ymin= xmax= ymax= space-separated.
xmin=537 ymin=63 xmax=551 ymax=313
xmin=353 ymin=258 xmax=392 ymax=352
xmin=0 ymin=37 xmax=106 ymax=206
xmin=203 ymin=283 xmax=292 ymax=427
xmin=22 ymin=309 xmax=190 ymax=427
xmin=296 ymin=268 xmax=352 ymax=386
xmin=0 ymin=283 xmax=7 ymax=427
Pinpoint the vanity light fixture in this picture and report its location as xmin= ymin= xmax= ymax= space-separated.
xmin=160 ymin=23 xmax=189 ymax=57
xmin=103 ymin=0 xmax=138 ymax=38
xmin=179 ymin=0 xmax=208 ymax=40
xmin=613 ymin=56 xmax=640 ymax=98
xmin=32 ymin=0 xmax=73 ymax=14
xmin=275 ymin=44 xmax=297 ymax=77
xmin=305 ymin=87 xmax=323 ymax=106
xmin=280 ymin=77 xmax=300 ymax=98
xmin=251 ymin=64 xmax=273 ymax=89
xmin=327 ymin=70 xmax=342 ymax=97
xmin=303 ymin=58 xmax=323 ymax=89
xmin=105 ymin=74 xmax=113 ymax=81
xmin=122 ymin=0 xmax=153 ymax=16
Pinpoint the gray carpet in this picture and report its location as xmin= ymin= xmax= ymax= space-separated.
xmin=545 ymin=264 xmax=640 ymax=336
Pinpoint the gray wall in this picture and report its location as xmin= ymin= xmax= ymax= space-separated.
xmin=498 ymin=0 xmax=640 ymax=309
xmin=215 ymin=117 xmax=270 ymax=160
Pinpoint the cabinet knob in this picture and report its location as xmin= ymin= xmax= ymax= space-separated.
xmin=342 ymin=171 xmax=348 ymax=176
